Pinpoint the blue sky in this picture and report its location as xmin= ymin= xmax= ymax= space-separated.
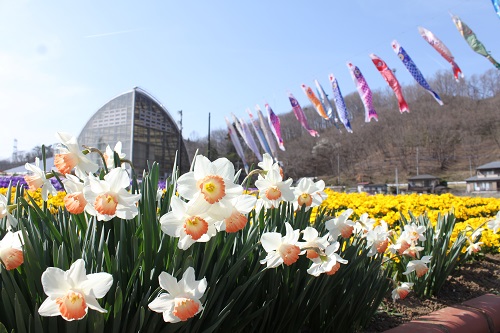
xmin=0 ymin=0 xmax=498 ymax=160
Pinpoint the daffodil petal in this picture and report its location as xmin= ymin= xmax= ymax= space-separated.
xmin=149 ymin=294 xmax=175 ymax=313
xmin=85 ymin=295 xmax=107 ymax=313
xmin=80 ymin=272 xmax=113 ymax=298
xmin=38 ymin=298 xmax=61 ymax=317
xmin=158 ymin=272 xmax=181 ymax=296
xmin=66 ymin=259 xmax=88 ymax=286
xmin=261 ymin=233 xmax=282 ymax=252
xmin=41 ymin=268 xmax=71 ymax=297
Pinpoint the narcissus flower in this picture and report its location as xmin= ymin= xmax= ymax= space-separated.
xmin=0 ymin=230 xmax=24 ymax=270
xmin=255 ymin=168 xmax=294 ymax=209
xmin=466 ymin=241 xmax=483 ymax=255
xmin=216 ymin=194 xmax=256 ymax=233
xmin=62 ymin=174 xmax=87 ymax=214
xmin=392 ymin=282 xmax=414 ymax=301
xmin=257 ymin=153 xmax=275 ymax=173
xmin=83 ymin=168 xmax=141 ymax=221
xmin=292 ymin=178 xmax=326 ymax=211
xmin=365 ymin=221 xmax=390 ymax=256
xmin=354 ymin=213 xmax=376 ymax=234
xmin=299 ymin=227 xmax=329 ymax=259
xmin=38 ymin=259 xmax=113 ymax=321
xmin=159 ymin=195 xmax=217 ymax=250
xmin=176 ymin=155 xmax=243 ymax=219
xmin=24 ymin=157 xmax=58 ymax=201
xmin=260 ymin=222 xmax=301 ymax=268
xmin=402 ymin=244 xmax=425 ymax=258
xmin=403 ymin=256 xmax=432 ymax=278
xmin=148 ymin=267 xmax=207 ymax=323
xmin=487 ymin=211 xmax=500 ymax=234
xmin=54 ymin=132 xmax=98 ymax=177
xmin=388 ymin=237 xmax=411 ymax=255
xmin=0 ymin=193 xmax=18 ymax=229
xmin=325 ymin=209 xmax=355 ymax=239
xmin=307 ymin=242 xmax=348 ymax=277
xmin=258 ymin=153 xmax=284 ymax=177
xmin=103 ymin=141 xmax=126 ymax=169
xmin=403 ymin=223 xmax=427 ymax=243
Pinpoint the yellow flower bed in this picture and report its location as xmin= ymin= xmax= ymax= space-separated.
xmin=0 ymin=187 xmax=66 ymax=215
xmin=316 ymin=189 xmax=500 ymax=250
xmin=3 ymin=187 xmax=499 ymax=249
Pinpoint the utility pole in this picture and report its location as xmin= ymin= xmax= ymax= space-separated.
xmin=208 ymin=112 xmax=211 ymax=160
xmin=396 ymin=167 xmax=399 ymax=195
xmin=337 ymin=153 xmax=340 ymax=185
xmin=178 ymin=110 xmax=183 ymax=173
xmin=416 ymin=147 xmax=419 ymax=176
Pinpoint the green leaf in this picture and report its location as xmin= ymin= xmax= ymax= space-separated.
xmin=0 ymin=321 xmax=8 ymax=333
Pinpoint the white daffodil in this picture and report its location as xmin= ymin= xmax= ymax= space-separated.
xmin=470 ymin=228 xmax=484 ymax=242
xmin=255 ymin=168 xmax=294 ymax=209
xmin=24 ymin=157 xmax=58 ymax=201
xmin=365 ymin=221 xmax=390 ymax=257
xmin=487 ymin=211 xmax=500 ymax=234
xmin=403 ymin=223 xmax=427 ymax=243
xmin=38 ymin=259 xmax=113 ymax=321
xmin=260 ymin=222 xmax=301 ymax=268
xmin=148 ymin=267 xmax=207 ymax=323
xmin=54 ymin=132 xmax=98 ymax=177
xmin=307 ymin=242 xmax=348 ymax=277
xmin=388 ymin=230 xmax=412 ymax=255
xmin=257 ymin=153 xmax=275 ymax=172
xmin=354 ymin=213 xmax=376 ymax=235
xmin=292 ymin=178 xmax=326 ymax=211
xmin=159 ymin=195 xmax=217 ymax=250
xmin=299 ymin=227 xmax=330 ymax=259
xmin=83 ymin=168 xmax=141 ymax=221
xmin=176 ymin=155 xmax=243 ymax=219
xmin=0 ymin=230 xmax=24 ymax=270
xmin=391 ymin=282 xmax=413 ymax=301
xmin=215 ymin=194 xmax=256 ymax=233
xmin=62 ymin=174 xmax=87 ymax=214
xmin=403 ymin=256 xmax=432 ymax=278
xmin=104 ymin=141 xmax=126 ymax=169
xmin=466 ymin=241 xmax=484 ymax=255
xmin=402 ymin=244 xmax=425 ymax=259
xmin=0 ymin=193 xmax=18 ymax=229
xmin=325 ymin=209 xmax=355 ymax=239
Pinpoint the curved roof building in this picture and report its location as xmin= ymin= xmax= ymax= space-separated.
xmin=78 ymin=87 xmax=190 ymax=177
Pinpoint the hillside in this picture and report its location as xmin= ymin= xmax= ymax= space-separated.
xmin=189 ymin=69 xmax=500 ymax=188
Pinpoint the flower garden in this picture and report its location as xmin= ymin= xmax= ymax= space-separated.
xmin=0 ymin=132 xmax=499 ymax=333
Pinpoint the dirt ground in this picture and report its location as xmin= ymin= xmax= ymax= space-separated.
xmin=361 ymin=253 xmax=500 ymax=333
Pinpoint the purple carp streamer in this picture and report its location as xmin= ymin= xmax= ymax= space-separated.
xmin=392 ymin=40 xmax=444 ymax=106
xmin=225 ymin=117 xmax=249 ymax=174
xmin=237 ymin=114 xmax=263 ymax=162
xmin=256 ymin=105 xmax=279 ymax=158
xmin=265 ymin=103 xmax=286 ymax=151
xmin=246 ymin=109 xmax=273 ymax=158
xmin=370 ymin=53 xmax=409 ymax=113
xmin=315 ymin=79 xmax=341 ymax=131
xmin=418 ymin=26 xmax=463 ymax=82
xmin=451 ymin=15 xmax=500 ymax=70
xmin=329 ymin=74 xmax=353 ymax=133
xmin=347 ymin=62 xmax=378 ymax=122
xmin=288 ymin=92 xmax=319 ymax=137
xmin=231 ymin=113 xmax=262 ymax=161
